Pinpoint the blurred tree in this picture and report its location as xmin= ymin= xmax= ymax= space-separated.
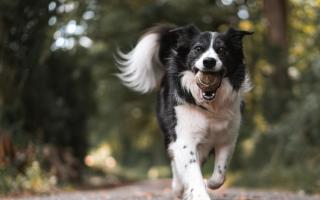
xmin=0 ymin=0 xmax=95 ymax=181
xmin=262 ymin=0 xmax=292 ymax=121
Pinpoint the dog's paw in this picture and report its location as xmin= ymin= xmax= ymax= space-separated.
xmin=172 ymin=180 xmax=184 ymax=199
xmin=184 ymin=188 xmax=211 ymax=200
xmin=207 ymin=176 xmax=225 ymax=190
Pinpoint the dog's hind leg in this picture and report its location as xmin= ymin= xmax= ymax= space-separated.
xmin=207 ymin=144 xmax=235 ymax=190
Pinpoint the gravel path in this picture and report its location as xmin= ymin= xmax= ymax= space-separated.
xmin=6 ymin=179 xmax=320 ymax=200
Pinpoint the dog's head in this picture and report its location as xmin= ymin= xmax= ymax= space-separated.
xmin=171 ymin=24 xmax=252 ymax=74
xmin=170 ymin=24 xmax=252 ymax=100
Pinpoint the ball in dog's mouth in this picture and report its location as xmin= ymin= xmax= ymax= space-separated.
xmin=195 ymin=71 xmax=223 ymax=101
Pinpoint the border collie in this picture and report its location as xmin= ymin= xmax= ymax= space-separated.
xmin=116 ymin=24 xmax=252 ymax=200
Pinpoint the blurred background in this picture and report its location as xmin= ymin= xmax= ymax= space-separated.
xmin=0 ymin=0 xmax=319 ymax=196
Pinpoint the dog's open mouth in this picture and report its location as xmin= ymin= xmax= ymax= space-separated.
xmin=202 ymin=90 xmax=216 ymax=101
xmin=195 ymin=71 xmax=224 ymax=101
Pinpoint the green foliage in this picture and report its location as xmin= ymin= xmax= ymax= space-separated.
xmin=0 ymin=0 xmax=95 ymax=160
xmin=0 ymin=161 xmax=56 ymax=195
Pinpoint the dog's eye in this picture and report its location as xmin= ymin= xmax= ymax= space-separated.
xmin=194 ymin=46 xmax=204 ymax=52
xmin=217 ymin=47 xmax=225 ymax=53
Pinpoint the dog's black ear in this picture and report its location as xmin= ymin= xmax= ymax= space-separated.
xmin=225 ymin=27 xmax=253 ymax=49
xmin=169 ymin=24 xmax=200 ymax=48
xmin=170 ymin=24 xmax=200 ymax=38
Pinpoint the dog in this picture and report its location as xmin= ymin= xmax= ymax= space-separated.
xmin=116 ymin=24 xmax=252 ymax=200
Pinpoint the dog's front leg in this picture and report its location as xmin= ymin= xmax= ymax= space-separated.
xmin=207 ymin=144 xmax=235 ymax=190
xmin=169 ymin=139 xmax=211 ymax=200
xmin=171 ymin=161 xmax=184 ymax=198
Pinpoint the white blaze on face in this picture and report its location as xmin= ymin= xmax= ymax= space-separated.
xmin=195 ymin=32 xmax=223 ymax=72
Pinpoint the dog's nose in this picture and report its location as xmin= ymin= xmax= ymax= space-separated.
xmin=203 ymin=58 xmax=216 ymax=69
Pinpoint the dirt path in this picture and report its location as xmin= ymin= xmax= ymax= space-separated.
xmin=7 ymin=179 xmax=320 ymax=200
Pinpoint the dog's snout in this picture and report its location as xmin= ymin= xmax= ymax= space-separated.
xmin=203 ymin=58 xmax=216 ymax=69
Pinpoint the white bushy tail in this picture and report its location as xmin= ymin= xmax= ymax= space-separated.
xmin=116 ymin=32 xmax=165 ymax=93
xmin=241 ymin=73 xmax=253 ymax=93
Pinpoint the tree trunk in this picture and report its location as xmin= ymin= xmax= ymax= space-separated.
xmin=263 ymin=0 xmax=288 ymax=48
xmin=262 ymin=0 xmax=292 ymax=121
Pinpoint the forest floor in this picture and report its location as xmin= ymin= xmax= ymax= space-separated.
xmin=7 ymin=179 xmax=320 ymax=200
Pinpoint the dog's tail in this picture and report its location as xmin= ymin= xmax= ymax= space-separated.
xmin=116 ymin=24 xmax=176 ymax=93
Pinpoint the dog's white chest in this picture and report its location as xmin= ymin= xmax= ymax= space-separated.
xmin=177 ymin=75 xmax=242 ymax=145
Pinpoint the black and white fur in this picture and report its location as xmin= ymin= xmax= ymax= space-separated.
xmin=117 ymin=24 xmax=252 ymax=200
